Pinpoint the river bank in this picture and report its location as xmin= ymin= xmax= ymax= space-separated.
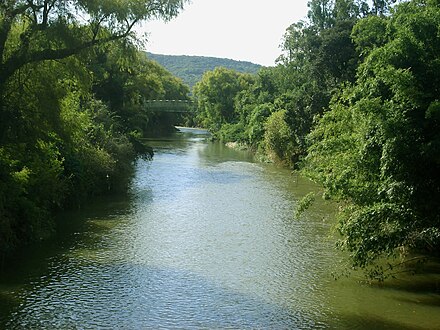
xmin=1 ymin=128 xmax=439 ymax=329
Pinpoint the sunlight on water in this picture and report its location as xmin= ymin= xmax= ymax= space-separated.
xmin=0 ymin=128 xmax=439 ymax=329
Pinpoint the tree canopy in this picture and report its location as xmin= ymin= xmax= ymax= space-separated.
xmin=193 ymin=67 xmax=255 ymax=132
xmin=0 ymin=0 xmax=190 ymax=262
xmin=305 ymin=0 xmax=440 ymax=279
xmin=192 ymin=0 xmax=439 ymax=279
xmin=0 ymin=0 xmax=188 ymax=87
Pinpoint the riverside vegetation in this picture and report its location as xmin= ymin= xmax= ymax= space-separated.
xmin=193 ymin=0 xmax=440 ymax=280
xmin=0 ymin=0 xmax=191 ymax=263
xmin=0 ymin=0 xmax=439 ymax=281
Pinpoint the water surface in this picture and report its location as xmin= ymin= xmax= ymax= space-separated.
xmin=1 ymin=128 xmax=439 ymax=329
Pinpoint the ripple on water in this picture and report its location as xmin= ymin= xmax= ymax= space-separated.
xmin=8 ymin=262 xmax=327 ymax=329
xmin=2 ymin=134 xmax=440 ymax=329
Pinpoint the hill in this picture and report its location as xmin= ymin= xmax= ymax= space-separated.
xmin=146 ymin=53 xmax=262 ymax=89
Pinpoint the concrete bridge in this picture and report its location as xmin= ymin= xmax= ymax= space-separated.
xmin=144 ymin=100 xmax=195 ymax=113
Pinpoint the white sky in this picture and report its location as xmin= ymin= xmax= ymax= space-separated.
xmin=137 ymin=0 xmax=309 ymax=67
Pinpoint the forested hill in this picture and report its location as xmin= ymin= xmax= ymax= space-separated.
xmin=146 ymin=53 xmax=262 ymax=88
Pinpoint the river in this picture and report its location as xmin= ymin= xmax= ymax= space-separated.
xmin=0 ymin=127 xmax=439 ymax=329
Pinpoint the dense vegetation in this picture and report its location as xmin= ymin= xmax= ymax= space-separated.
xmin=1 ymin=0 xmax=438 ymax=280
xmin=193 ymin=0 xmax=440 ymax=279
xmin=0 ymin=0 xmax=190 ymax=262
xmin=146 ymin=52 xmax=261 ymax=88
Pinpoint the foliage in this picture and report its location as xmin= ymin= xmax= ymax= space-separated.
xmin=263 ymin=110 xmax=297 ymax=165
xmin=193 ymin=1 xmax=362 ymax=165
xmin=89 ymin=43 xmax=190 ymax=135
xmin=217 ymin=123 xmax=248 ymax=143
xmin=193 ymin=67 xmax=255 ymax=132
xmin=304 ymin=0 xmax=440 ymax=278
xmin=190 ymin=0 xmax=439 ymax=278
xmin=0 ymin=1 xmax=191 ymax=261
xmin=245 ymin=103 xmax=274 ymax=146
xmin=0 ymin=0 xmax=189 ymax=89
xmin=294 ymin=192 xmax=316 ymax=220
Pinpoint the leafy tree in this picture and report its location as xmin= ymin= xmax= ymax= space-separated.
xmin=304 ymin=0 xmax=440 ymax=279
xmin=278 ymin=21 xmax=316 ymax=67
xmin=263 ymin=110 xmax=297 ymax=164
xmin=89 ymin=43 xmax=189 ymax=136
xmin=245 ymin=103 xmax=273 ymax=146
xmin=0 ymin=0 xmax=191 ymax=261
xmin=308 ymin=0 xmax=336 ymax=30
xmin=333 ymin=0 xmax=364 ymax=20
xmin=351 ymin=15 xmax=389 ymax=57
xmin=196 ymin=0 xmax=362 ymax=164
xmin=313 ymin=20 xmax=359 ymax=84
xmin=371 ymin=0 xmax=400 ymax=15
xmin=0 ymin=0 xmax=188 ymax=91
xmin=194 ymin=67 xmax=254 ymax=131
xmin=265 ymin=3 xmax=360 ymax=164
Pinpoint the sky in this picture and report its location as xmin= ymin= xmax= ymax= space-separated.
xmin=137 ymin=0 xmax=309 ymax=67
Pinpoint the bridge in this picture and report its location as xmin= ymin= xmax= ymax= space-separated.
xmin=143 ymin=100 xmax=195 ymax=113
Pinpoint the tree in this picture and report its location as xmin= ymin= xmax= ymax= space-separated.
xmin=304 ymin=0 xmax=440 ymax=279
xmin=351 ymin=15 xmax=389 ymax=57
xmin=0 ymin=1 xmax=191 ymax=261
xmin=371 ymin=0 xmax=399 ymax=15
xmin=89 ymin=43 xmax=189 ymax=135
xmin=0 ymin=0 xmax=188 ymax=90
xmin=279 ymin=21 xmax=316 ymax=67
xmin=333 ymin=0 xmax=363 ymax=20
xmin=308 ymin=0 xmax=335 ymax=30
xmin=194 ymin=67 xmax=254 ymax=131
xmin=263 ymin=109 xmax=297 ymax=164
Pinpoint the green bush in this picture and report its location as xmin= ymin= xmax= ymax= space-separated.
xmin=245 ymin=103 xmax=272 ymax=146
xmin=218 ymin=123 xmax=247 ymax=143
xmin=263 ymin=110 xmax=297 ymax=165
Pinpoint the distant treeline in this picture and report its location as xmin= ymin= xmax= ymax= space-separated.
xmin=193 ymin=0 xmax=440 ymax=280
xmin=146 ymin=53 xmax=261 ymax=88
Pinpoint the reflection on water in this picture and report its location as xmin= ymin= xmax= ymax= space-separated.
xmin=0 ymin=127 xmax=439 ymax=329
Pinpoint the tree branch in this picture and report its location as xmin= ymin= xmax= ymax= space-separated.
xmin=41 ymin=0 xmax=56 ymax=28
xmin=0 ymin=20 xmax=139 ymax=86
xmin=28 ymin=0 xmax=38 ymax=23
xmin=1 ymin=1 xmax=44 ymax=63
xmin=91 ymin=15 xmax=108 ymax=41
xmin=8 ymin=1 xmax=42 ymax=19
xmin=0 ymin=18 xmax=13 ymax=63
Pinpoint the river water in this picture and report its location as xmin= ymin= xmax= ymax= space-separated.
xmin=0 ymin=128 xmax=439 ymax=329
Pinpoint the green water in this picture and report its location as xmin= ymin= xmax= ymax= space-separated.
xmin=0 ymin=127 xmax=439 ymax=329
